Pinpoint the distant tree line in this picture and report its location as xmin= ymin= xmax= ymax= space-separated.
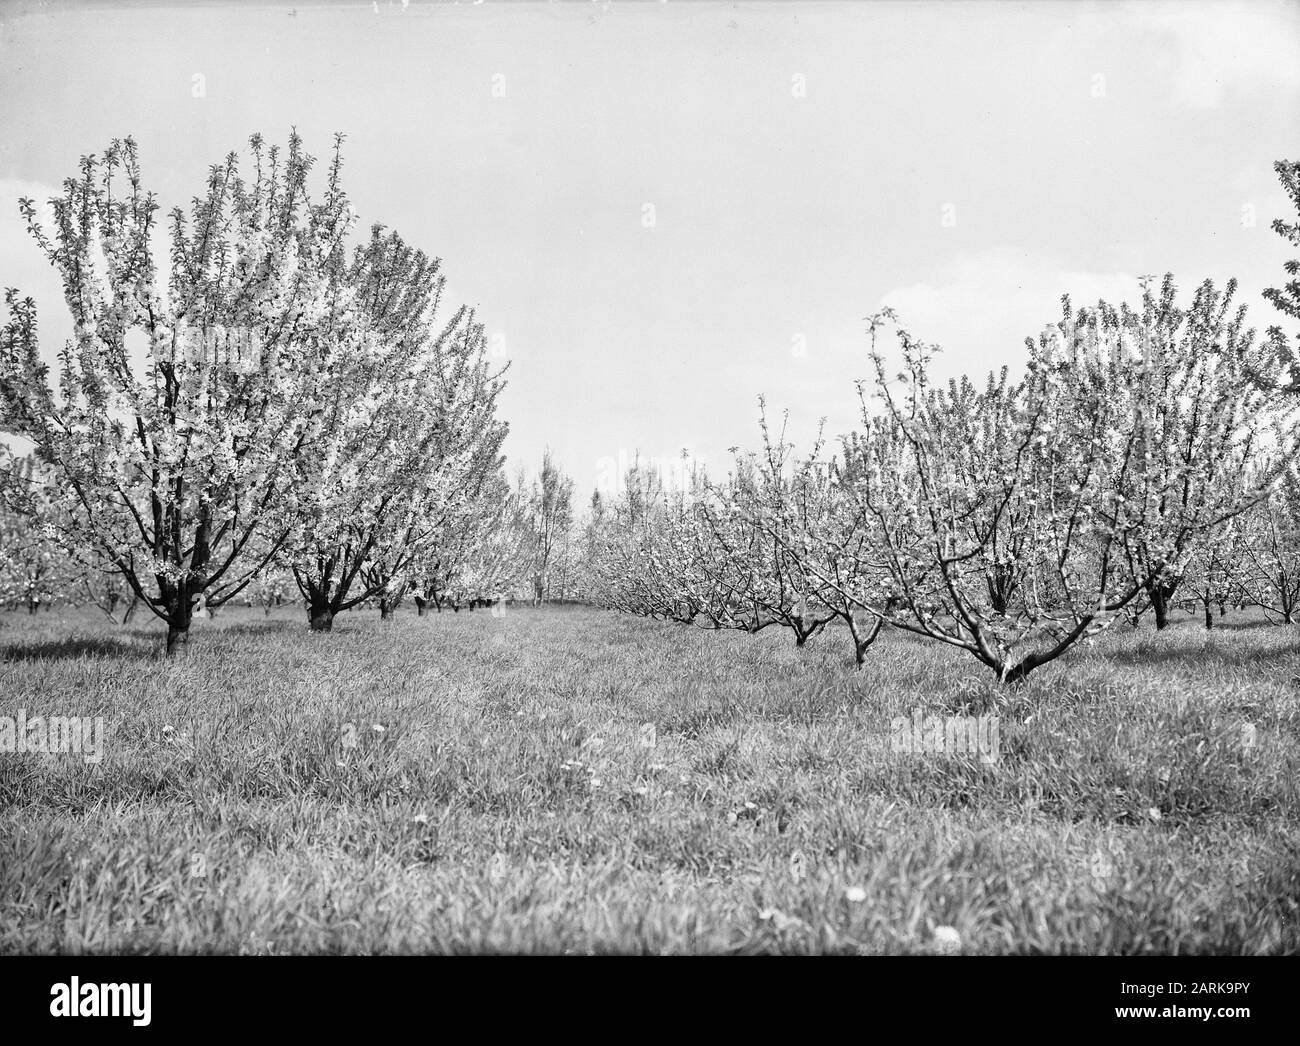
xmin=583 ymin=154 xmax=1300 ymax=683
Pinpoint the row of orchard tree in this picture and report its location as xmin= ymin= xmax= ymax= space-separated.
xmin=0 ymin=134 xmax=572 ymax=653
xmin=0 ymin=447 xmax=576 ymax=623
xmin=584 ymin=156 xmax=1300 ymax=683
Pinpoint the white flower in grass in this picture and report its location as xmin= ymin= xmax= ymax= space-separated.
xmin=844 ymin=886 xmax=867 ymax=903
xmin=1147 ymin=806 xmax=1162 ymax=822
xmin=411 ymin=813 xmax=429 ymax=825
xmin=789 ymin=851 xmax=807 ymax=883
xmin=932 ymin=926 xmax=962 ymax=954
xmin=371 ymin=724 xmax=386 ymax=734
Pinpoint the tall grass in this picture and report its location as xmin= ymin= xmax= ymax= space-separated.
xmin=1 ymin=604 xmax=1296 ymax=953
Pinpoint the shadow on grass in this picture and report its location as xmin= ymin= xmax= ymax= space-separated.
xmin=0 ymin=635 xmax=151 ymax=662
xmin=1198 ymin=616 xmax=1298 ymax=633
xmin=1108 ymin=638 xmax=1300 ymax=670
xmin=215 ymin=620 xmax=303 ymax=637
xmin=0 ymin=615 xmax=360 ymax=662
xmin=1122 ymin=614 xmax=1294 ymax=634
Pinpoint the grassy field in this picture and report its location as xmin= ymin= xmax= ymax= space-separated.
xmin=1 ymin=602 xmax=1297 ymax=954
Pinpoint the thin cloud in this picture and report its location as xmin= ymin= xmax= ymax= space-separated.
xmin=879 ymin=247 xmax=1142 ymax=375
xmin=1122 ymin=1 xmax=1300 ymax=109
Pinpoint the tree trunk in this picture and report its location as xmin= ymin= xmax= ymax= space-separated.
xmin=379 ymin=600 xmax=395 ymax=620
xmin=1002 ymin=660 xmax=1034 ymax=684
xmin=304 ymin=585 xmax=337 ymax=632
xmin=160 ymin=580 xmax=195 ymax=657
xmin=165 ymin=626 xmax=191 ymax=656
xmin=847 ymin=613 xmax=883 ymax=667
xmin=1150 ymin=583 xmax=1172 ymax=630
xmin=415 ymin=596 xmax=427 ymax=617
xmin=164 ymin=599 xmax=193 ymax=657
xmin=1203 ymin=598 xmax=1213 ymax=630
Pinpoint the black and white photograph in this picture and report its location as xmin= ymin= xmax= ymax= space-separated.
xmin=0 ymin=0 xmax=1296 ymax=1024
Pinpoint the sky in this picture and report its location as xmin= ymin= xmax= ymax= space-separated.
xmin=1 ymin=0 xmax=1298 ymax=498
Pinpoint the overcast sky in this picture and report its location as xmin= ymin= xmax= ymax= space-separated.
xmin=2 ymin=0 xmax=1298 ymax=495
